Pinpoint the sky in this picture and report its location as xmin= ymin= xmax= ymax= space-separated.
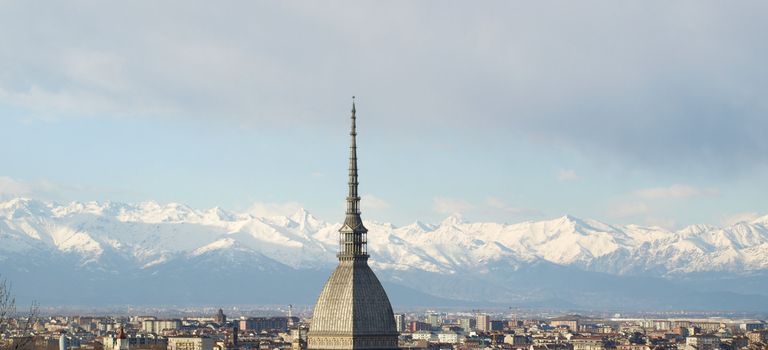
xmin=1 ymin=1 xmax=767 ymax=229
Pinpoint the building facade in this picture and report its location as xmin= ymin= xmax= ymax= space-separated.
xmin=459 ymin=318 xmax=476 ymax=332
xmin=476 ymin=315 xmax=490 ymax=332
xmin=141 ymin=320 xmax=181 ymax=334
xmin=394 ymin=314 xmax=405 ymax=333
xmin=238 ymin=317 xmax=294 ymax=332
xmin=214 ymin=309 xmax=226 ymax=325
xmin=167 ymin=337 xmax=214 ymax=350
xmin=685 ymin=335 xmax=720 ymax=350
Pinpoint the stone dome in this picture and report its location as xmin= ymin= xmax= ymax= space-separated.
xmin=310 ymin=260 xmax=397 ymax=336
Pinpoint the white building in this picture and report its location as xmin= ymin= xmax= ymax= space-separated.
xmin=412 ymin=331 xmax=434 ymax=341
xmin=505 ymin=334 xmax=528 ymax=345
xmin=741 ymin=323 xmax=765 ymax=332
xmin=685 ymin=335 xmax=720 ymax=350
xmin=395 ymin=314 xmax=405 ymax=333
xmin=103 ymin=334 xmax=163 ymax=350
xmin=168 ymin=337 xmax=214 ymax=350
xmin=437 ymin=332 xmax=460 ymax=344
xmin=477 ymin=315 xmax=490 ymax=332
xmin=142 ymin=319 xmax=182 ymax=333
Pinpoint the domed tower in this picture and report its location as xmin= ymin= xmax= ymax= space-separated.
xmin=307 ymin=99 xmax=398 ymax=350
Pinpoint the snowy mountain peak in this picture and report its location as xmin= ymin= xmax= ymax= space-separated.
xmin=678 ymin=223 xmax=719 ymax=236
xmin=553 ymin=214 xmax=582 ymax=228
xmin=752 ymin=214 xmax=768 ymax=226
xmin=2 ymin=197 xmax=768 ymax=282
xmin=192 ymin=237 xmax=237 ymax=256
xmin=0 ymin=197 xmax=51 ymax=219
xmin=289 ymin=207 xmax=310 ymax=222
xmin=441 ymin=214 xmax=465 ymax=226
xmin=411 ymin=220 xmax=436 ymax=232
xmin=288 ymin=207 xmax=324 ymax=232
xmin=550 ymin=214 xmax=615 ymax=233
xmin=203 ymin=206 xmax=235 ymax=222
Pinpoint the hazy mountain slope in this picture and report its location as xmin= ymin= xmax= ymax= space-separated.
xmin=2 ymin=198 xmax=768 ymax=309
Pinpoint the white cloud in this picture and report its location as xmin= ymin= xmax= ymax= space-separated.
xmin=608 ymin=185 xmax=718 ymax=226
xmin=0 ymin=176 xmax=32 ymax=197
xmin=484 ymin=196 xmax=543 ymax=222
xmin=608 ymin=202 xmax=649 ymax=218
xmin=1 ymin=1 xmax=767 ymax=173
xmin=432 ymin=196 xmax=541 ymax=221
xmin=485 ymin=196 xmax=525 ymax=214
xmin=0 ymin=176 xmax=89 ymax=199
xmin=643 ymin=216 xmax=677 ymax=230
xmin=433 ymin=197 xmax=473 ymax=215
xmin=606 ymin=200 xmax=678 ymax=229
xmin=362 ymin=194 xmax=390 ymax=210
xmin=0 ymin=176 xmax=136 ymax=202
xmin=633 ymin=184 xmax=718 ymax=199
xmin=557 ymin=169 xmax=579 ymax=181
xmin=721 ymin=212 xmax=762 ymax=226
xmin=246 ymin=201 xmax=304 ymax=217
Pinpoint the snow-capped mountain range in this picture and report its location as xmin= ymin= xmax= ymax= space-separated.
xmin=2 ymin=197 xmax=768 ymax=310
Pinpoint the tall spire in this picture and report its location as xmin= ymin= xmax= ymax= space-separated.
xmin=347 ymin=96 xmax=359 ymax=216
xmin=338 ymin=96 xmax=368 ymax=259
xmin=307 ymin=97 xmax=399 ymax=350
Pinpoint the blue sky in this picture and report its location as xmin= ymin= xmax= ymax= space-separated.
xmin=1 ymin=1 xmax=767 ymax=228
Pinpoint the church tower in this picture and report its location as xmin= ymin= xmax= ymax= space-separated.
xmin=307 ymin=99 xmax=399 ymax=350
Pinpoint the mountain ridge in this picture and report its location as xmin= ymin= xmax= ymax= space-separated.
xmin=2 ymin=197 xmax=768 ymax=310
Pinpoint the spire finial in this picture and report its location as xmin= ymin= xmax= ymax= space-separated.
xmin=338 ymin=96 xmax=367 ymax=260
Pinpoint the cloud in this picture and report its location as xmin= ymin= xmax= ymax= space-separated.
xmin=643 ymin=217 xmax=677 ymax=230
xmin=721 ymin=212 xmax=762 ymax=226
xmin=606 ymin=184 xmax=719 ymax=224
xmin=433 ymin=197 xmax=474 ymax=215
xmin=431 ymin=196 xmax=541 ymax=222
xmin=247 ymin=201 xmax=304 ymax=217
xmin=1 ymin=1 xmax=767 ymax=171
xmin=485 ymin=197 xmax=524 ymax=214
xmin=606 ymin=199 xmax=677 ymax=228
xmin=633 ymin=185 xmax=718 ymax=199
xmin=607 ymin=202 xmax=649 ymax=218
xmin=607 ymin=185 xmax=723 ymax=228
xmin=0 ymin=176 xmax=32 ymax=197
xmin=557 ymin=169 xmax=579 ymax=181
xmin=0 ymin=176 xmax=107 ymax=201
xmin=362 ymin=194 xmax=390 ymax=210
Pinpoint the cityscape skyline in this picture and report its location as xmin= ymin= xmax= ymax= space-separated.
xmin=4 ymin=3 xmax=768 ymax=350
xmin=5 ymin=304 xmax=768 ymax=350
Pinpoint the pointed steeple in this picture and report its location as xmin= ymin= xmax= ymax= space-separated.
xmin=308 ymin=98 xmax=398 ymax=350
xmin=338 ymin=96 xmax=368 ymax=260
